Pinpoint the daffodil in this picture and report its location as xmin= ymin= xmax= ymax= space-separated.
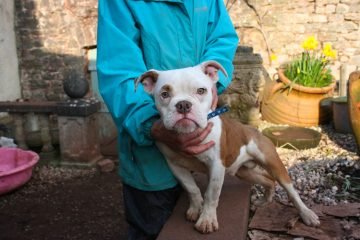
xmin=322 ymin=43 xmax=337 ymax=59
xmin=284 ymin=36 xmax=334 ymax=88
xmin=301 ymin=36 xmax=319 ymax=51
xmin=270 ymin=54 xmax=278 ymax=62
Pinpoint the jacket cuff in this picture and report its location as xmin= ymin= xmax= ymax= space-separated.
xmin=216 ymin=71 xmax=230 ymax=95
xmin=142 ymin=116 xmax=160 ymax=140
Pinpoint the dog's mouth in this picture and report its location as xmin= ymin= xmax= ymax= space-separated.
xmin=173 ymin=115 xmax=200 ymax=133
xmin=175 ymin=118 xmax=197 ymax=127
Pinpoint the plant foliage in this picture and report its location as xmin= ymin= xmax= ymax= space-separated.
xmin=284 ymin=36 xmax=337 ymax=88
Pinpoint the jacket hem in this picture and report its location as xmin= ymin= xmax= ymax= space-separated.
xmin=120 ymin=175 xmax=179 ymax=191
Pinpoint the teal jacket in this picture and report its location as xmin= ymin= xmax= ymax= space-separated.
xmin=97 ymin=0 xmax=239 ymax=191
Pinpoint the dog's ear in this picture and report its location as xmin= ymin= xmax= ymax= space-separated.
xmin=200 ymin=60 xmax=228 ymax=83
xmin=135 ymin=70 xmax=159 ymax=94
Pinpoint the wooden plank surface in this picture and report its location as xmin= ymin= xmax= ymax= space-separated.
xmin=157 ymin=173 xmax=251 ymax=240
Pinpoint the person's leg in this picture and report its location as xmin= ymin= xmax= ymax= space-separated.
xmin=123 ymin=184 xmax=182 ymax=240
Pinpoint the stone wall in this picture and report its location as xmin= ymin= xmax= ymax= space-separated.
xmin=0 ymin=1 xmax=21 ymax=102
xmin=228 ymin=0 xmax=360 ymax=79
xmin=15 ymin=0 xmax=97 ymax=101
xmin=13 ymin=0 xmax=360 ymax=101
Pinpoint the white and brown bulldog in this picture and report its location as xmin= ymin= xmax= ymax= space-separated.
xmin=135 ymin=61 xmax=320 ymax=233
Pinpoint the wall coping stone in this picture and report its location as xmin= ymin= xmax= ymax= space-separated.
xmin=0 ymin=99 xmax=100 ymax=117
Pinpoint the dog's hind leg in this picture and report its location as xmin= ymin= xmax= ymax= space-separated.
xmin=265 ymin=158 xmax=320 ymax=226
xmin=236 ymin=166 xmax=275 ymax=205
xmin=246 ymin=138 xmax=320 ymax=226
xmin=275 ymin=172 xmax=320 ymax=227
xmin=256 ymin=149 xmax=320 ymax=226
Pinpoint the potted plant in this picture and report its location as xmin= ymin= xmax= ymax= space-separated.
xmin=262 ymin=36 xmax=337 ymax=127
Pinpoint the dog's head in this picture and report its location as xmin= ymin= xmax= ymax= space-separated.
xmin=135 ymin=61 xmax=227 ymax=133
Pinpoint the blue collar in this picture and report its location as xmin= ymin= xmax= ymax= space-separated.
xmin=207 ymin=106 xmax=229 ymax=120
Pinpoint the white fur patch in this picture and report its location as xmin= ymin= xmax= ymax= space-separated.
xmin=225 ymin=139 xmax=265 ymax=175
xmin=246 ymin=140 xmax=265 ymax=163
xmin=282 ymin=182 xmax=307 ymax=210
xmin=226 ymin=146 xmax=252 ymax=175
xmin=196 ymin=116 xmax=222 ymax=165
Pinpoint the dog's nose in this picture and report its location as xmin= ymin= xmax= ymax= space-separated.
xmin=175 ymin=100 xmax=192 ymax=114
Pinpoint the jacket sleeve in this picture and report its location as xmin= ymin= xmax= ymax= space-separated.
xmin=96 ymin=0 xmax=158 ymax=146
xmin=201 ymin=0 xmax=239 ymax=94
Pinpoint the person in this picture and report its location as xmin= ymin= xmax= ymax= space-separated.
xmin=96 ymin=1 xmax=239 ymax=239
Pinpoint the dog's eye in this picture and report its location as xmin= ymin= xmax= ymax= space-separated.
xmin=161 ymin=91 xmax=170 ymax=98
xmin=197 ymin=88 xmax=207 ymax=95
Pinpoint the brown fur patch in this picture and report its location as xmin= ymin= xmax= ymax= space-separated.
xmin=254 ymin=135 xmax=292 ymax=184
xmin=219 ymin=116 xmax=248 ymax=167
xmin=161 ymin=84 xmax=172 ymax=93
xmin=220 ymin=116 xmax=292 ymax=184
xmin=136 ymin=71 xmax=159 ymax=92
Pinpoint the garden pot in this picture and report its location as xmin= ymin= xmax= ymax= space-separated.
xmin=332 ymin=97 xmax=352 ymax=134
xmin=348 ymin=71 xmax=360 ymax=152
xmin=262 ymin=126 xmax=321 ymax=150
xmin=261 ymin=69 xmax=335 ymax=127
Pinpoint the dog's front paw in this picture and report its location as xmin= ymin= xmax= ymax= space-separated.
xmin=186 ymin=206 xmax=201 ymax=222
xmin=194 ymin=210 xmax=218 ymax=234
xmin=300 ymin=208 xmax=320 ymax=227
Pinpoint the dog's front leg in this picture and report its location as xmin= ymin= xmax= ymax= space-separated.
xmin=195 ymin=161 xmax=225 ymax=233
xmin=166 ymin=161 xmax=204 ymax=222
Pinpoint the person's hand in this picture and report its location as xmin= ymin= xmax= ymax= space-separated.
xmin=211 ymin=85 xmax=218 ymax=110
xmin=151 ymin=120 xmax=215 ymax=155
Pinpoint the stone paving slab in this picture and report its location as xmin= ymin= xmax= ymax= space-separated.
xmin=249 ymin=201 xmax=360 ymax=239
xmin=157 ymin=174 xmax=251 ymax=240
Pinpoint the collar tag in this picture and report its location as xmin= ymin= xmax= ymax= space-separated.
xmin=207 ymin=106 xmax=229 ymax=120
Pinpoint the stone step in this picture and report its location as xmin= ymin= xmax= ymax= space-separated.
xmin=157 ymin=174 xmax=251 ymax=240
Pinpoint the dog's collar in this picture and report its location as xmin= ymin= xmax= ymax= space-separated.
xmin=207 ymin=106 xmax=230 ymax=120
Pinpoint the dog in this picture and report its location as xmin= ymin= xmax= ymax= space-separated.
xmin=135 ymin=61 xmax=320 ymax=233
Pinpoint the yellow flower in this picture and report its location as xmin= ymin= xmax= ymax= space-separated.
xmin=323 ymin=43 xmax=337 ymax=59
xmin=323 ymin=43 xmax=332 ymax=53
xmin=301 ymin=36 xmax=319 ymax=51
xmin=270 ymin=54 xmax=278 ymax=61
xmin=297 ymin=67 xmax=301 ymax=74
xmin=329 ymin=50 xmax=337 ymax=59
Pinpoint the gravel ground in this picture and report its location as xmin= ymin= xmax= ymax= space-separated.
xmin=249 ymin=122 xmax=360 ymax=240
xmin=255 ymin=123 xmax=360 ymax=206
xmin=0 ymin=164 xmax=127 ymax=240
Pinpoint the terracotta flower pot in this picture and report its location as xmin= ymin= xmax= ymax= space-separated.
xmin=261 ymin=69 xmax=336 ymax=127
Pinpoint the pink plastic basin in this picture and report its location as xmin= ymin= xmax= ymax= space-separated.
xmin=0 ymin=147 xmax=39 ymax=195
